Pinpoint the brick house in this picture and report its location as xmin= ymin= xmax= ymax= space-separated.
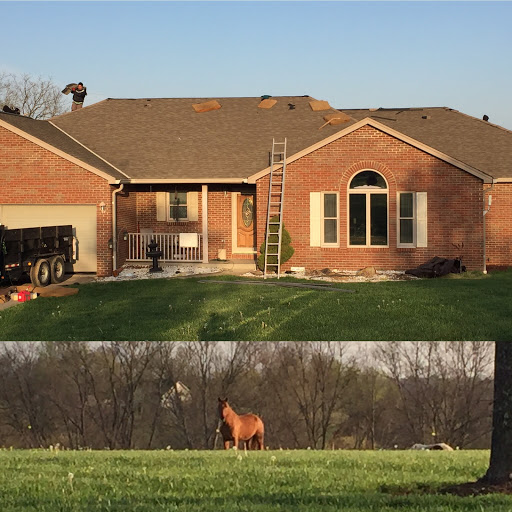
xmin=1 ymin=96 xmax=510 ymax=276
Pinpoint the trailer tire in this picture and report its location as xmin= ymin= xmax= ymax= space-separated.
xmin=50 ymin=255 xmax=66 ymax=283
xmin=30 ymin=258 xmax=51 ymax=287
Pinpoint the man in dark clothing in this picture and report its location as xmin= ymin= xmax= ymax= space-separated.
xmin=70 ymin=82 xmax=87 ymax=111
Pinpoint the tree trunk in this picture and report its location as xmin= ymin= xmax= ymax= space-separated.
xmin=482 ymin=341 xmax=512 ymax=484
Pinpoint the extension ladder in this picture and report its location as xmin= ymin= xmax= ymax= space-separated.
xmin=263 ymin=138 xmax=287 ymax=279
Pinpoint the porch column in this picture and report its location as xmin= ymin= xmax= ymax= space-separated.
xmin=202 ymin=184 xmax=208 ymax=263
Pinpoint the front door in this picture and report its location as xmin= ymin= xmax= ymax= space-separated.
xmin=237 ymin=194 xmax=255 ymax=248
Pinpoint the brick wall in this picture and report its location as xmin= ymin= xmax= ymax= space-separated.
xmin=484 ymin=183 xmax=512 ymax=269
xmin=256 ymin=125 xmax=485 ymax=271
xmin=0 ymin=125 xmax=114 ymax=276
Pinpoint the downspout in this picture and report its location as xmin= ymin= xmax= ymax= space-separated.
xmin=483 ymin=179 xmax=495 ymax=274
xmin=112 ymin=183 xmax=125 ymax=273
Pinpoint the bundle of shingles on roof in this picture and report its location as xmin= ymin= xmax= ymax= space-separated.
xmin=2 ymin=105 xmax=20 ymax=115
xmin=190 ymin=96 xmax=352 ymax=129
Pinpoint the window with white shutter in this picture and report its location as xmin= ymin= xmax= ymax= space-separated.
xmin=397 ymin=191 xmax=427 ymax=248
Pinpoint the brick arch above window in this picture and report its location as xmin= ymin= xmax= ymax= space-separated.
xmin=340 ymin=161 xmax=397 ymax=190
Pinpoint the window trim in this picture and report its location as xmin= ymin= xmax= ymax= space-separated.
xmin=167 ymin=191 xmax=189 ymax=222
xmin=321 ymin=192 xmax=339 ymax=247
xmin=347 ymin=170 xmax=389 ymax=248
xmin=397 ymin=191 xmax=416 ymax=248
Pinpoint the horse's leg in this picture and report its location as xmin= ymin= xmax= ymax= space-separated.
xmin=233 ymin=434 xmax=239 ymax=450
xmin=224 ymin=439 xmax=230 ymax=450
xmin=257 ymin=432 xmax=264 ymax=450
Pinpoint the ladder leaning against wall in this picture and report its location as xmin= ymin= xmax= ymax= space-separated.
xmin=263 ymin=138 xmax=287 ymax=279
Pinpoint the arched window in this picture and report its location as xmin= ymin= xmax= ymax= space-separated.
xmin=348 ymin=170 xmax=388 ymax=246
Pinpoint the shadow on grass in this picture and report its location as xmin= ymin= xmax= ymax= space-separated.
xmin=0 ymin=271 xmax=511 ymax=340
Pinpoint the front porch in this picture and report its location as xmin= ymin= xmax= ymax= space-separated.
xmin=115 ymin=184 xmax=258 ymax=269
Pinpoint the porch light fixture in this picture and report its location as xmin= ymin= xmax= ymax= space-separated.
xmin=108 ymin=238 xmax=113 ymax=249
xmin=122 ymin=230 xmax=129 ymax=241
xmin=99 ymin=201 xmax=106 ymax=213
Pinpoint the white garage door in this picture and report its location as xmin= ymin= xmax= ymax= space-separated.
xmin=0 ymin=204 xmax=97 ymax=272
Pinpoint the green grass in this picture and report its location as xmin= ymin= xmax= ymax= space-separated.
xmin=0 ymin=450 xmax=510 ymax=511
xmin=0 ymin=271 xmax=511 ymax=340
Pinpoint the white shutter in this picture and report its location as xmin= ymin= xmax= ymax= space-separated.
xmin=188 ymin=192 xmax=199 ymax=221
xmin=156 ymin=192 xmax=167 ymax=222
xmin=416 ymin=192 xmax=427 ymax=247
xmin=310 ymin=192 xmax=321 ymax=247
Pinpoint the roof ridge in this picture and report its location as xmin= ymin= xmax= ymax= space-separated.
xmin=100 ymin=95 xmax=314 ymax=99
xmin=339 ymin=106 xmax=449 ymax=111
xmin=49 ymin=98 xmax=109 ymax=121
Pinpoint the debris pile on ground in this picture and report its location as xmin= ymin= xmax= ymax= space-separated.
xmin=405 ymin=257 xmax=464 ymax=278
xmin=98 ymin=265 xmax=221 ymax=282
xmin=242 ymin=267 xmax=416 ymax=283
xmin=410 ymin=443 xmax=454 ymax=451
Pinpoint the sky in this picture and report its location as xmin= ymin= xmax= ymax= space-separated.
xmin=2 ymin=1 xmax=512 ymax=129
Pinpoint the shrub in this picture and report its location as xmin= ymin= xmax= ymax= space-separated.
xmin=257 ymin=216 xmax=294 ymax=272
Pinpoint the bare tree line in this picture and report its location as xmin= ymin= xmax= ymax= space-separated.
xmin=0 ymin=72 xmax=66 ymax=119
xmin=0 ymin=342 xmax=494 ymax=450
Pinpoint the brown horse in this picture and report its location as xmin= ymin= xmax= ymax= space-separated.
xmin=218 ymin=398 xmax=265 ymax=450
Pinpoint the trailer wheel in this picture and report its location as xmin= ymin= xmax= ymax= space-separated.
xmin=30 ymin=258 xmax=51 ymax=287
xmin=50 ymin=255 xmax=66 ymax=283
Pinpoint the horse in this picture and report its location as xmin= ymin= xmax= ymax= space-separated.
xmin=217 ymin=397 xmax=264 ymax=450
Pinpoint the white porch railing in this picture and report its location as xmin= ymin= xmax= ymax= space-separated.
xmin=127 ymin=233 xmax=203 ymax=262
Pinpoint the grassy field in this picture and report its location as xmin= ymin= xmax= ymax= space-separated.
xmin=0 ymin=271 xmax=511 ymax=341
xmin=0 ymin=450 xmax=510 ymax=511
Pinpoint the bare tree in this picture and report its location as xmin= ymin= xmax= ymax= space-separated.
xmin=151 ymin=342 xmax=194 ymax=449
xmin=374 ymin=341 xmax=493 ymax=448
xmin=41 ymin=342 xmax=92 ymax=449
xmin=265 ymin=342 xmax=354 ymax=449
xmin=0 ymin=343 xmax=53 ymax=447
xmin=0 ymin=72 xmax=66 ymax=119
xmin=185 ymin=341 xmax=219 ymax=449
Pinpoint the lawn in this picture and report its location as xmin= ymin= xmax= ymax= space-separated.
xmin=0 ymin=271 xmax=511 ymax=341
xmin=0 ymin=450 xmax=510 ymax=511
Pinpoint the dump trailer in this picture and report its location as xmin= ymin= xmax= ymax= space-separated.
xmin=0 ymin=225 xmax=74 ymax=287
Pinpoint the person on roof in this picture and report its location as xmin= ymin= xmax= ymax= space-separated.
xmin=71 ymin=82 xmax=87 ymax=111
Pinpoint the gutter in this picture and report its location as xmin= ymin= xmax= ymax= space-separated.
xmin=483 ymin=179 xmax=496 ymax=274
xmin=112 ymin=183 xmax=125 ymax=273
xmin=127 ymin=178 xmax=248 ymax=184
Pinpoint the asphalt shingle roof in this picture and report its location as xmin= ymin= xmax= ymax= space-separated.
xmin=50 ymin=96 xmax=356 ymax=180
xmin=4 ymin=100 xmax=512 ymax=182
xmin=0 ymin=111 xmax=126 ymax=181
xmin=341 ymin=107 xmax=512 ymax=179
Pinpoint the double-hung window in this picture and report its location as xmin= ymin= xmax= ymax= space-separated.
xmin=322 ymin=192 xmax=339 ymax=246
xmin=155 ymin=191 xmax=199 ymax=223
xmin=309 ymin=192 xmax=339 ymax=247
xmin=169 ymin=192 xmax=188 ymax=222
xmin=397 ymin=191 xmax=428 ymax=247
xmin=398 ymin=192 xmax=415 ymax=246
